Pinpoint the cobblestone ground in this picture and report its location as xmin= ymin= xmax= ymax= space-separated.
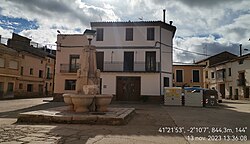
xmin=0 ymin=125 xmax=59 ymax=144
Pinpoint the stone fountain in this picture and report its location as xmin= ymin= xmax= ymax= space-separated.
xmin=63 ymin=44 xmax=113 ymax=113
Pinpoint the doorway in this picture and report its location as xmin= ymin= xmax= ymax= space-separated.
xmin=244 ymin=87 xmax=249 ymax=98
xmin=116 ymin=76 xmax=140 ymax=101
xmin=219 ymin=84 xmax=225 ymax=98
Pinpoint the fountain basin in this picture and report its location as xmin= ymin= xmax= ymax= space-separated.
xmin=95 ymin=95 xmax=113 ymax=112
xmin=62 ymin=93 xmax=74 ymax=111
xmin=71 ymin=94 xmax=95 ymax=112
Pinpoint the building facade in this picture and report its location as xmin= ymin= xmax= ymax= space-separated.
xmin=54 ymin=21 xmax=176 ymax=102
xmin=173 ymin=64 xmax=204 ymax=88
xmin=202 ymin=54 xmax=250 ymax=100
xmin=196 ymin=51 xmax=250 ymax=100
xmin=54 ymin=34 xmax=89 ymax=99
xmin=0 ymin=33 xmax=55 ymax=98
xmin=91 ymin=21 xmax=176 ymax=101
xmin=0 ymin=44 xmax=20 ymax=98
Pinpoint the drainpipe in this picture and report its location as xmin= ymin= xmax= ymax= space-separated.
xmin=240 ymin=44 xmax=242 ymax=57
xmin=160 ymin=26 xmax=162 ymax=98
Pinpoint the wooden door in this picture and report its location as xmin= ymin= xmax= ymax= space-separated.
xmin=116 ymin=77 xmax=140 ymax=101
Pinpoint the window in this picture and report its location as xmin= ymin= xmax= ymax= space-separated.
xmin=126 ymin=28 xmax=133 ymax=41
xmin=65 ymin=80 xmax=76 ymax=90
xmin=96 ymin=52 xmax=104 ymax=71
xmin=41 ymin=60 xmax=43 ymax=64
xmin=239 ymin=59 xmax=243 ymax=64
xmin=164 ymin=77 xmax=169 ymax=87
xmin=205 ymin=71 xmax=208 ymax=78
xmin=38 ymin=84 xmax=43 ymax=94
xmin=228 ymin=68 xmax=231 ymax=76
xmin=0 ymin=82 xmax=4 ymax=95
xmin=27 ymin=84 xmax=33 ymax=92
xmin=147 ymin=28 xmax=155 ymax=40
xmin=192 ymin=70 xmax=200 ymax=82
xmin=124 ymin=52 xmax=134 ymax=71
xmin=46 ymin=67 xmax=51 ymax=79
xmin=19 ymin=83 xmax=23 ymax=89
xmin=145 ymin=51 xmax=156 ymax=71
xmin=0 ymin=58 xmax=4 ymax=67
xmin=39 ymin=70 xmax=43 ymax=78
xmin=69 ymin=55 xmax=80 ymax=72
xmin=7 ymin=82 xmax=14 ymax=92
xmin=21 ymin=66 xmax=23 ymax=75
xmin=9 ymin=60 xmax=18 ymax=69
xmin=211 ymin=72 xmax=215 ymax=79
xmin=229 ymin=86 xmax=232 ymax=97
xmin=96 ymin=28 xmax=104 ymax=41
xmin=30 ymin=68 xmax=33 ymax=75
xmin=176 ymin=70 xmax=183 ymax=82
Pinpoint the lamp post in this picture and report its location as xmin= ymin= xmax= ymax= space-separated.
xmin=84 ymin=29 xmax=96 ymax=45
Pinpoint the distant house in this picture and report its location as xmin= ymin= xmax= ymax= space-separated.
xmin=54 ymin=34 xmax=89 ymax=100
xmin=0 ymin=33 xmax=56 ymax=98
xmin=0 ymin=44 xmax=20 ymax=98
xmin=173 ymin=64 xmax=205 ymax=88
xmin=54 ymin=21 xmax=176 ymax=102
xmin=196 ymin=51 xmax=250 ymax=100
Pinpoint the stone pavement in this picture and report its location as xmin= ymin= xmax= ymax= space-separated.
xmin=0 ymin=103 xmax=188 ymax=144
xmin=17 ymin=107 xmax=135 ymax=125
xmin=1 ymin=99 xmax=250 ymax=143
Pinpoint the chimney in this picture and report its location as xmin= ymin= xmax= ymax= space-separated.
xmin=239 ymin=44 xmax=242 ymax=56
xmin=163 ymin=9 xmax=166 ymax=23
xmin=169 ymin=21 xmax=173 ymax=25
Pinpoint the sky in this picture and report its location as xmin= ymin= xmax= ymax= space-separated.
xmin=0 ymin=0 xmax=250 ymax=63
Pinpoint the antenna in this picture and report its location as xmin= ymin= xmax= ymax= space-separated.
xmin=138 ymin=17 xmax=143 ymax=21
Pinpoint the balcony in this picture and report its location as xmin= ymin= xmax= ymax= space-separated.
xmin=103 ymin=61 xmax=160 ymax=72
xmin=60 ymin=64 xmax=80 ymax=73
xmin=237 ymin=79 xmax=246 ymax=86
xmin=216 ymin=69 xmax=225 ymax=82
xmin=60 ymin=62 xmax=161 ymax=73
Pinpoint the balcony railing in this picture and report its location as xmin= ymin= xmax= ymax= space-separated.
xmin=103 ymin=61 xmax=160 ymax=72
xmin=60 ymin=62 xmax=161 ymax=73
xmin=60 ymin=64 xmax=80 ymax=73
xmin=237 ymin=79 xmax=246 ymax=86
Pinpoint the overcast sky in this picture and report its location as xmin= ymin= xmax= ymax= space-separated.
xmin=0 ymin=0 xmax=250 ymax=63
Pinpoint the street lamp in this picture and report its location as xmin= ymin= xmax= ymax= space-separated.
xmin=84 ymin=29 xmax=96 ymax=45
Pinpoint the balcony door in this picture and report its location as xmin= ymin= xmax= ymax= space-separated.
xmin=124 ymin=52 xmax=134 ymax=71
xmin=145 ymin=51 xmax=156 ymax=71
xmin=69 ymin=55 xmax=80 ymax=72
xmin=96 ymin=52 xmax=104 ymax=71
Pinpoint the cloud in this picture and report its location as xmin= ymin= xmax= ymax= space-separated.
xmin=177 ymin=0 xmax=238 ymax=8
xmin=0 ymin=0 xmax=250 ymax=62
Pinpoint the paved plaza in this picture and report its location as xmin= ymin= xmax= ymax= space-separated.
xmin=0 ymin=98 xmax=250 ymax=144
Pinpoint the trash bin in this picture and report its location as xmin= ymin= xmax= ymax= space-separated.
xmin=203 ymin=90 xmax=218 ymax=107
xmin=184 ymin=87 xmax=203 ymax=107
xmin=164 ymin=87 xmax=182 ymax=106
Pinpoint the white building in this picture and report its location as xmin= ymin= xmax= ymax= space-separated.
xmin=197 ymin=52 xmax=250 ymax=100
xmin=91 ymin=21 xmax=176 ymax=102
